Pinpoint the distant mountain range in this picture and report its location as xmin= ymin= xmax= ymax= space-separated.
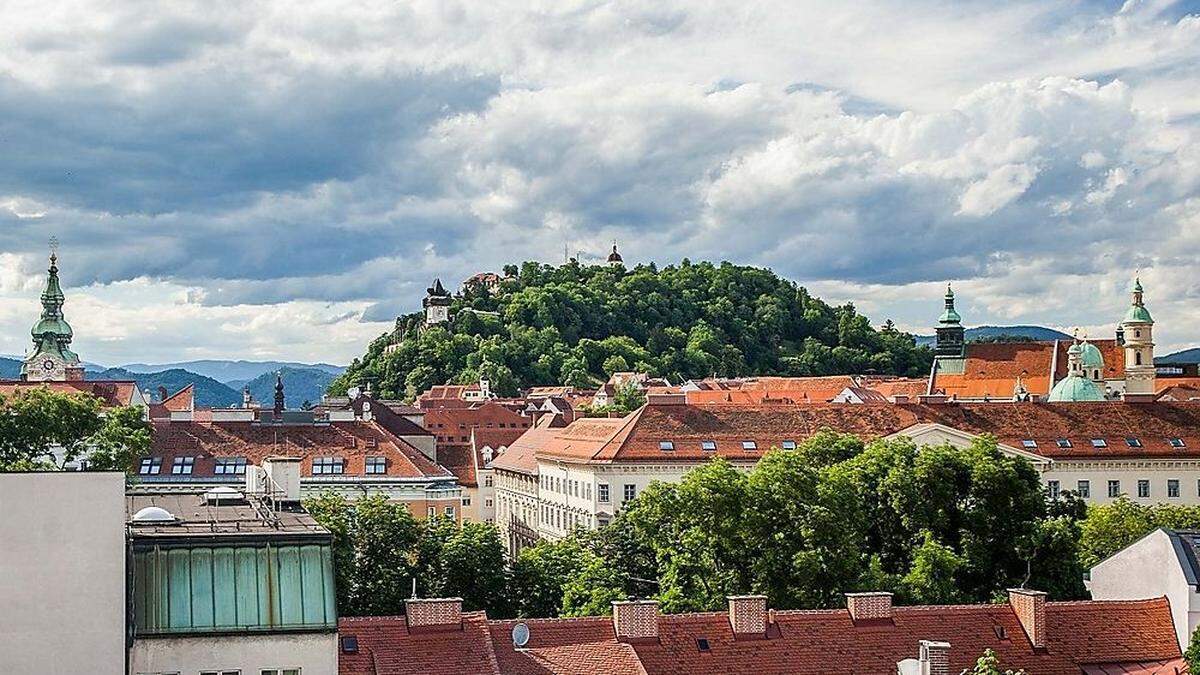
xmin=118 ymin=360 xmax=344 ymax=382
xmin=914 ymin=325 xmax=1074 ymax=347
xmin=1160 ymin=348 xmax=1200 ymax=364
xmin=87 ymin=367 xmax=242 ymax=406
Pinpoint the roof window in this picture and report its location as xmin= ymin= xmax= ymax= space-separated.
xmin=171 ymin=456 xmax=194 ymax=475
xmin=1022 ymin=439 xmax=1037 ymax=449
xmin=742 ymin=440 xmax=758 ymax=451
xmin=659 ymin=441 xmax=675 ymax=451
xmin=1126 ymin=437 xmax=1142 ymax=448
xmin=781 ymin=440 xmax=797 ymax=450
xmin=1091 ymin=439 xmax=1108 ymax=448
xmin=1055 ymin=439 xmax=1071 ymax=449
xmin=697 ymin=638 xmax=711 ymax=652
xmin=1170 ymin=438 xmax=1187 ymax=448
xmin=138 ymin=457 xmax=162 ymax=475
xmin=701 ymin=440 xmax=717 ymax=451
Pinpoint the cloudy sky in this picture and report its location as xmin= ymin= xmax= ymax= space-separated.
xmin=3 ymin=0 xmax=1200 ymax=365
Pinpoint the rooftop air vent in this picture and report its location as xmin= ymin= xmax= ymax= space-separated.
xmin=203 ymin=486 xmax=246 ymax=504
xmin=131 ymin=506 xmax=176 ymax=524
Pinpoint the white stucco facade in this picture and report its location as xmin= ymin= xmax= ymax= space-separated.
xmin=130 ymin=632 xmax=338 ymax=675
xmin=1088 ymin=528 xmax=1197 ymax=650
xmin=0 ymin=472 xmax=126 ymax=675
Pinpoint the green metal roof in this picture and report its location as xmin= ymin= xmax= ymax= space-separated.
xmin=1124 ymin=305 xmax=1153 ymax=324
xmin=1079 ymin=342 xmax=1104 ymax=368
xmin=1047 ymin=375 xmax=1105 ymax=402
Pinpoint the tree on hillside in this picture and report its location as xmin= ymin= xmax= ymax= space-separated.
xmin=331 ymin=260 xmax=933 ymax=399
xmin=0 ymin=389 xmax=149 ymax=471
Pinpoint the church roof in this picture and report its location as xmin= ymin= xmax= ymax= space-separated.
xmin=1047 ymin=374 xmax=1105 ymax=402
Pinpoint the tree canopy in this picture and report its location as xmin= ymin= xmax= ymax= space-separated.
xmin=0 ymin=388 xmax=150 ymax=472
xmin=332 ymin=260 xmax=932 ymax=399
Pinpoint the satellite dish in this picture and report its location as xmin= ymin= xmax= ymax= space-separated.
xmin=512 ymin=622 xmax=530 ymax=648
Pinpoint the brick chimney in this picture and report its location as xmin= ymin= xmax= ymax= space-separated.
xmin=612 ymin=600 xmax=659 ymax=641
xmin=405 ymin=598 xmax=463 ymax=629
xmin=920 ymin=640 xmax=951 ymax=675
xmin=1008 ymin=588 xmax=1047 ymax=649
xmin=846 ymin=591 xmax=893 ymax=622
xmin=727 ymin=595 xmax=768 ymax=637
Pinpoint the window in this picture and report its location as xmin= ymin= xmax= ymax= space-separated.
xmin=1077 ymin=480 xmax=1090 ymax=498
xmin=701 ymin=440 xmax=717 ymax=451
xmin=741 ymin=440 xmax=757 ymax=451
xmin=1126 ymin=437 xmax=1143 ymax=448
xmin=200 ymin=671 xmax=240 ymax=675
xmin=342 ymin=636 xmax=359 ymax=654
xmin=697 ymin=638 xmax=711 ymax=652
xmin=365 ymin=456 xmax=387 ymax=474
xmin=1022 ymin=439 xmax=1037 ymax=449
xmin=138 ymin=457 xmax=162 ymax=475
xmin=1138 ymin=479 xmax=1150 ymax=498
xmin=781 ymin=440 xmax=797 ymax=450
xmin=1169 ymin=480 xmax=1180 ymax=498
xmin=1108 ymin=480 xmax=1121 ymax=498
xmin=444 ymin=506 xmax=455 ymax=517
xmin=171 ymin=456 xmax=195 ymax=475
xmin=598 ymin=483 xmax=610 ymax=503
xmin=261 ymin=670 xmax=301 ymax=675
xmin=1091 ymin=439 xmax=1108 ymax=448
xmin=313 ymin=457 xmax=345 ymax=474
xmin=659 ymin=440 xmax=675 ymax=451
xmin=586 ymin=483 xmax=592 ymax=500
xmin=1170 ymin=438 xmax=1187 ymax=448
xmin=623 ymin=484 xmax=636 ymax=501
xmin=1047 ymin=480 xmax=1060 ymax=499
xmin=484 ymin=475 xmax=493 ymax=488
xmin=427 ymin=506 xmax=436 ymax=518
xmin=214 ymin=457 xmax=247 ymax=475
xmin=462 ymin=496 xmax=471 ymax=506
xmin=1055 ymin=439 xmax=1072 ymax=449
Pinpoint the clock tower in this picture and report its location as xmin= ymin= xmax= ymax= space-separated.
xmin=21 ymin=249 xmax=84 ymax=382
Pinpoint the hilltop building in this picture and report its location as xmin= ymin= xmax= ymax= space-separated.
xmin=928 ymin=278 xmax=1158 ymax=401
xmin=607 ymin=242 xmax=624 ymax=267
xmin=423 ymin=278 xmax=452 ymax=326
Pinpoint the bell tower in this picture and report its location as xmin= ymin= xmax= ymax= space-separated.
xmin=934 ymin=284 xmax=965 ymax=357
xmin=21 ymin=244 xmax=83 ymax=382
xmin=423 ymin=278 xmax=451 ymax=326
xmin=1121 ymin=277 xmax=1156 ymax=401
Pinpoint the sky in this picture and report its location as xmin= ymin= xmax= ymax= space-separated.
xmin=2 ymin=0 xmax=1200 ymax=365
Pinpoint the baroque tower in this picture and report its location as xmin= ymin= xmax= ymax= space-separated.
xmin=22 ymin=248 xmax=84 ymax=382
xmin=423 ymin=278 xmax=451 ymax=326
xmin=1121 ymin=277 xmax=1156 ymax=400
xmin=934 ymin=284 xmax=965 ymax=357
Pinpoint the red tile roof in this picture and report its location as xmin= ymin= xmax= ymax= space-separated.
xmin=533 ymin=400 xmax=1200 ymax=463
xmin=147 ymin=419 xmax=451 ymax=480
xmin=338 ymin=598 xmax=1180 ymax=675
xmin=931 ymin=340 xmax=1127 ymax=400
xmin=0 ymin=379 xmax=141 ymax=407
xmin=489 ymin=428 xmax=560 ymax=475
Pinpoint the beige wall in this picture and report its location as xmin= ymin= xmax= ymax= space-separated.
xmin=1089 ymin=529 xmax=1195 ymax=650
xmin=131 ymin=632 xmax=338 ymax=675
xmin=0 ymin=472 xmax=126 ymax=675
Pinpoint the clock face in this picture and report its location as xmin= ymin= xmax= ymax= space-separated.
xmin=42 ymin=359 xmax=54 ymax=371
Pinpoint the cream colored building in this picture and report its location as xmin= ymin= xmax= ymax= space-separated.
xmin=0 ymin=472 xmax=127 ymax=675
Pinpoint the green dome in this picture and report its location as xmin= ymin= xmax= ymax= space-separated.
xmin=32 ymin=317 xmax=72 ymax=338
xmin=1079 ymin=342 xmax=1104 ymax=368
xmin=1047 ymin=375 xmax=1105 ymax=402
xmin=939 ymin=307 xmax=961 ymax=324
xmin=1124 ymin=305 xmax=1153 ymax=324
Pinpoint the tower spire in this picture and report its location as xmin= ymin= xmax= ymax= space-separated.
xmin=273 ymin=372 xmax=286 ymax=414
xmin=933 ymin=283 xmax=965 ymax=357
xmin=22 ymin=243 xmax=82 ymax=381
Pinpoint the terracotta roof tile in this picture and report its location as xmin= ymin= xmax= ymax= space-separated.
xmin=0 ymin=379 xmax=140 ymax=407
xmin=489 ymin=428 xmax=560 ymax=475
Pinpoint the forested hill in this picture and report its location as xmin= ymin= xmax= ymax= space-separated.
xmin=331 ymin=260 xmax=933 ymax=399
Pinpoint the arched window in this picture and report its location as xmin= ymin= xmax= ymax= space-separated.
xmin=1135 ymin=352 xmax=1142 ymax=366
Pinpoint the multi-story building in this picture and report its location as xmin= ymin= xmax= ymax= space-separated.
xmin=127 ymin=460 xmax=339 ymax=675
xmin=423 ymin=402 xmax=532 ymax=522
xmin=491 ymin=427 xmax=557 ymax=558
xmin=337 ymin=590 xmax=1182 ymax=674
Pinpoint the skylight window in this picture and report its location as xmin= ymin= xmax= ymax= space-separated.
xmin=365 ymin=456 xmax=387 ymax=474
xmin=138 ymin=457 xmax=162 ymax=475
xmin=742 ymin=440 xmax=758 ymax=451
xmin=1170 ymin=438 xmax=1187 ymax=448
xmin=214 ymin=457 xmax=247 ymax=475
xmin=781 ymin=440 xmax=797 ymax=450
xmin=171 ymin=456 xmax=194 ymax=475
xmin=1022 ymin=439 xmax=1037 ymax=449
xmin=1091 ymin=439 xmax=1108 ymax=448
xmin=701 ymin=440 xmax=717 ymax=451
xmin=313 ymin=457 xmax=346 ymax=475
xmin=1055 ymin=439 xmax=1072 ymax=449
xmin=1126 ymin=438 xmax=1143 ymax=448
xmin=659 ymin=441 xmax=675 ymax=451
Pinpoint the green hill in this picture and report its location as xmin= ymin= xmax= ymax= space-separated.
xmin=245 ymin=366 xmax=337 ymax=409
xmin=86 ymin=367 xmax=241 ymax=407
xmin=332 ymin=260 xmax=933 ymax=399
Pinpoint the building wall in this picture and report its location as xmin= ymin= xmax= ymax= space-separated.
xmin=495 ymin=468 xmax=539 ymax=558
xmin=1045 ymin=460 xmax=1200 ymax=505
xmin=1088 ymin=529 xmax=1195 ymax=650
xmin=130 ymin=632 xmax=337 ymax=674
xmin=0 ymin=472 xmax=126 ymax=675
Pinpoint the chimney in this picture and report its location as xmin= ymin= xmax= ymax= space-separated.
xmin=917 ymin=393 xmax=949 ymax=405
xmin=727 ymin=595 xmax=769 ymax=638
xmin=612 ymin=600 xmax=659 ymax=641
xmin=1008 ymin=589 xmax=1046 ymax=649
xmin=920 ymin=640 xmax=951 ymax=675
xmin=890 ymin=394 xmax=910 ymax=404
xmin=405 ymin=597 xmax=463 ymax=629
xmin=263 ymin=456 xmax=302 ymax=503
xmin=846 ymin=591 xmax=893 ymax=622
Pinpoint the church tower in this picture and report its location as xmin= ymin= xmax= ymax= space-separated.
xmin=934 ymin=284 xmax=965 ymax=357
xmin=423 ymin=278 xmax=452 ymax=326
xmin=1121 ymin=277 xmax=1156 ymax=401
xmin=21 ymin=248 xmax=84 ymax=382
xmin=607 ymin=243 xmax=624 ymax=268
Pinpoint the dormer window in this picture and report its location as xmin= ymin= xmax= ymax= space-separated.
xmin=1055 ymin=439 xmax=1072 ymax=449
xmin=214 ymin=457 xmax=247 ymax=475
xmin=1126 ymin=438 xmax=1142 ymax=448
xmin=313 ymin=457 xmax=345 ymax=475
xmin=1170 ymin=438 xmax=1187 ymax=448
xmin=171 ymin=456 xmax=194 ymax=475
xmin=742 ymin=440 xmax=757 ymax=451
xmin=701 ymin=440 xmax=717 ymax=451
xmin=781 ymin=440 xmax=797 ymax=450
xmin=1022 ymin=439 xmax=1037 ymax=449
xmin=659 ymin=441 xmax=675 ymax=451
xmin=1091 ymin=439 xmax=1108 ymax=448
xmin=138 ymin=457 xmax=162 ymax=475
xmin=365 ymin=456 xmax=387 ymax=474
